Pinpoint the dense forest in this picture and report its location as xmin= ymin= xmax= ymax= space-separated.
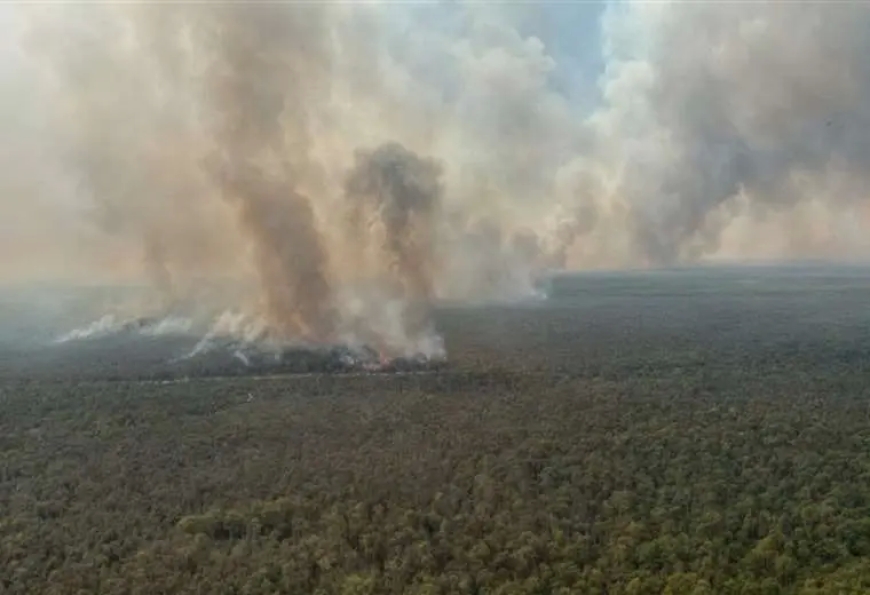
xmin=3 ymin=361 xmax=870 ymax=594
xmin=4 ymin=268 xmax=870 ymax=593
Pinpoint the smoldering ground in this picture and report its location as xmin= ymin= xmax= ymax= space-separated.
xmin=3 ymin=2 xmax=870 ymax=366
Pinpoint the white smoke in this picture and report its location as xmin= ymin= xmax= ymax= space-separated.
xmin=139 ymin=316 xmax=193 ymax=336
xmin=182 ymin=310 xmax=269 ymax=360
xmin=55 ymin=314 xmax=193 ymax=344
xmin=54 ymin=314 xmax=120 ymax=343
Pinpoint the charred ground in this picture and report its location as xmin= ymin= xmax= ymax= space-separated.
xmin=3 ymin=265 xmax=870 ymax=594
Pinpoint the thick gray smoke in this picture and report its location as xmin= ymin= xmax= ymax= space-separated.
xmin=345 ymin=143 xmax=442 ymax=303
xmin=338 ymin=143 xmax=443 ymax=356
xmin=4 ymin=2 xmax=870 ymax=355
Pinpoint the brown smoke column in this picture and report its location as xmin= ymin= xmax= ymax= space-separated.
xmin=199 ymin=5 xmax=334 ymax=342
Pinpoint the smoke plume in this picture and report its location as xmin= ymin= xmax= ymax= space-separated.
xmin=345 ymin=143 xmax=442 ymax=301
xmin=201 ymin=4 xmax=335 ymax=342
xmin=571 ymin=2 xmax=870 ymax=264
xmin=4 ymin=2 xmax=870 ymax=355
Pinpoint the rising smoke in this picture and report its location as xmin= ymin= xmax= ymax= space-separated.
xmin=3 ymin=2 xmax=870 ymax=356
xmin=342 ymin=142 xmax=443 ymax=350
xmin=201 ymin=4 xmax=336 ymax=343
xmin=575 ymin=2 xmax=870 ymax=264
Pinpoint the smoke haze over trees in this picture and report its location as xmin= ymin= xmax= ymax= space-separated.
xmin=2 ymin=2 xmax=870 ymax=352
